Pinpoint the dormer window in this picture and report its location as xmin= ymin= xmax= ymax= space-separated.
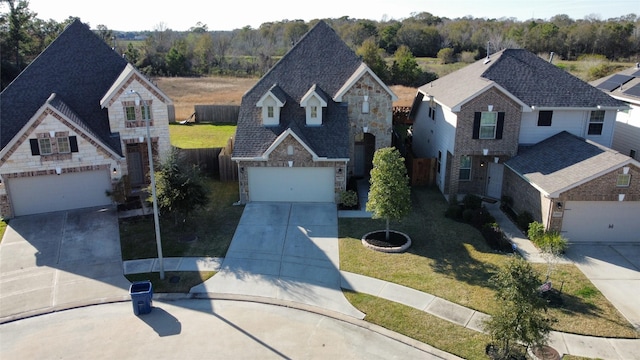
xmin=257 ymin=84 xmax=286 ymax=126
xmin=300 ymin=85 xmax=328 ymax=126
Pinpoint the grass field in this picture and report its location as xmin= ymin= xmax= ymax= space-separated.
xmin=169 ymin=123 xmax=236 ymax=148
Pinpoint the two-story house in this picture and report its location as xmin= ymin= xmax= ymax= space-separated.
xmin=232 ymin=20 xmax=396 ymax=204
xmin=0 ymin=20 xmax=173 ymax=218
xmin=590 ymin=64 xmax=640 ymax=161
xmin=410 ymin=49 xmax=639 ymax=242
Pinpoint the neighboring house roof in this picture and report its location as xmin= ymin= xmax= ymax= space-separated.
xmin=590 ymin=65 xmax=640 ymax=106
xmin=505 ymin=131 xmax=637 ymax=197
xmin=0 ymin=19 xmax=128 ymax=156
xmin=232 ymin=20 xmax=364 ymax=160
xmin=418 ymin=49 xmax=624 ymax=112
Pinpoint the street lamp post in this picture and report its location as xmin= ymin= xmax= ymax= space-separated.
xmin=129 ymin=89 xmax=164 ymax=280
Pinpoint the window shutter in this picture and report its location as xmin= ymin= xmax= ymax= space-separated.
xmin=30 ymin=139 xmax=40 ymax=155
xmin=496 ymin=112 xmax=505 ymax=139
xmin=472 ymin=112 xmax=481 ymax=139
xmin=69 ymin=136 xmax=79 ymax=152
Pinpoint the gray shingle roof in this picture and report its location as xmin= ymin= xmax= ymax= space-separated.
xmin=232 ymin=20 xmax=362 ymax=159
xmin=1 ymin=19 xmax=128 ymax=155
xmin=418 ymin=49 xmax=624 ymax=110
xmin=505 ymin=131 xmax=632 ymax=196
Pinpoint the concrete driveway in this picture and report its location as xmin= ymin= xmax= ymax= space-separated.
xmin=191 ymin=202 xmax=365 ymax=318
xmin=564 ymin=243 xmax=640 ymax=331
xmin=0 ymin=206 xmax=130 ymax=322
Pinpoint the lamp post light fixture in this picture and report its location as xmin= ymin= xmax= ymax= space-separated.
xmin=128 ymin=89 xmax=164 ymax=280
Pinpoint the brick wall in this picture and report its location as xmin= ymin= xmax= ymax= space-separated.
xmin=448 ymin=88 xmax=522 ymax=198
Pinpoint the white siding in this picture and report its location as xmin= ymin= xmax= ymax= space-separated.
xmin=612 ymin=103 xmax=640 ymax=160
xmin=519 ymin=110 xmax=615 ymax=147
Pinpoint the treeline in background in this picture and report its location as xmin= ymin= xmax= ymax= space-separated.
xmin=2 ymin=0 xmax=639 ymax=90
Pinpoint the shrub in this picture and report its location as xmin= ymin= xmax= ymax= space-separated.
xmin=516 ymin=211 xmax=534 ymax=231
xmin=445 ymin=204 xmax=463 ymax=219
xmin=537 ymin=231 xmax=568 ymax=255
xmin=527 ymin=221 xmax=545 ymax=244
xmin=463 ymin=194 xmax=482 ymax=210
xmin=462 ymin=208 xmax=474 ymax=223
xmin=339 ymin=190 xmax=358 ymax=208
xmin=470 ymin=207 xmax=495 ymax=229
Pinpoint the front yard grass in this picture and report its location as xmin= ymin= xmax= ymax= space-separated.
xmin=169 ymin=123 xmax=236 ymax=149
xmin=119 ymin=179 xmax=243 ymax=260
xmin=339 ymin=186 xmax=639 ymax=339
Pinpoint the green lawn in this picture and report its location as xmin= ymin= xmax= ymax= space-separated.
xmin=118 ymin=181 xmax=637 ymax=359
xmin=339 ymin=186 xmax=639 ymax=340
xmin=169 ymin=123 xmax=236 ymax=149
xmin=0 ymin=218 xmax=7 ymax=243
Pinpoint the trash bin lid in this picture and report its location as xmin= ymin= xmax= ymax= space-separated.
xmin=129 ymin=281 xmax=152 ymax=293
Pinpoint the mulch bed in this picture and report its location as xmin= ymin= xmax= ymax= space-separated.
xmin=363 ymin=230 xmax=409 ymax=247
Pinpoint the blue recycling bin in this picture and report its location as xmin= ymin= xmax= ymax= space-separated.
xmin=129 ymin=281 xmax=153 ymax=315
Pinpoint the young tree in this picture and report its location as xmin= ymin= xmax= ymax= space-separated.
xmin=483 ymin=257 xmax=553 ymax=358
xmin=152 ymin=148 xmax=209 ymax=226
xmin=357 ymin=37 xmax=389 ymax=82
xmin=366 ymin=147 xmax=411 ymax=241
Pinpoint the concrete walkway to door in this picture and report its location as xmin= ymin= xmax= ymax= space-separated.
xmin=190 ymin=202 xmax=365 ymax=318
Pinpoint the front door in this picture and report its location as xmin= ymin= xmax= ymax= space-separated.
xmin=486 ymin=162 xmax=504 ymax=199
xmin=127 ymin=151 xmax=144 ymax=186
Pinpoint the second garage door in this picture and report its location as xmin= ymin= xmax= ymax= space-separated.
xmin=248 ymin=167 xmax=335 ymax=202
xmin=561 ymin=201 xmax=640 ymax=242
xmin=8 ymin=169 xmax=113 ymax=216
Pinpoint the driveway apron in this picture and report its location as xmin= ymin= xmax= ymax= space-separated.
xmin=0 ymin=207 xmax=130 ymax=322
xmin=191 ymin=202 xmax=365 ymax=319
xmin=565 ymin=243 xmax=640 ymax=331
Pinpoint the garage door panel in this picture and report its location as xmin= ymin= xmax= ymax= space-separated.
xmin=248 ymin=167 xmax=334 ymax=203
xmin=562 ymin=201 xmax=640 ymax=242
xmin=9 ymin=170 xmax=112 ymax=216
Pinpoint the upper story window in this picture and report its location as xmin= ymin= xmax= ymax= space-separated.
xmin=257 ymin=86 xmax=286 ymax=126
xmin=617 ymin=174 xmax=631 ymax=187
xmin=38 ymin=138 xmax=53 ymax=155
xmin=537 ymin=111 xmax=553 ymax=126
xmin=459 ymin=155 xmax=472 ymax=181
xmin=473 ymin=111 xmax=504 ymax=139
xmin=57 ymin=136 xmax=71 ymax=153
xmin=588 ymin=110 xmax=605 ymax=135
xmin=300 ymin=85 xmax=327 ymax=126
xmin=30 ymin=133 xmax=78 ymax=157
xmin=123 ymin=100 xmax=153 ymax=127
xmin=480 ymin=112 xmax=497 ymax=139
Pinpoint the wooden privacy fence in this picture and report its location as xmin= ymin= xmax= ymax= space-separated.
xmin=218 ymin=137 xmax=237 ymax=182
xmin=194 ymin=105 xmax=240 ymax=124
xmin=175 ymin=147 xmax=221 ymax=177
xmin=405 ymin=151 xmax=436 ymax=186
xmin=174 ymin=136 xmax=237 ymax=182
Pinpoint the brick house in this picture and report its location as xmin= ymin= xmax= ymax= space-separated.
xmin=232 ymin=20 xmax=396 ymax=203
xmin=0 ymin=20 xmax=173 ymax=218
xmin=409 ymin=49 xmax=639 ymax=242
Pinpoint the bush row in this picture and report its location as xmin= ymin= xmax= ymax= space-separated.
xmin=446 ymin=194 xmax=513 ymax=252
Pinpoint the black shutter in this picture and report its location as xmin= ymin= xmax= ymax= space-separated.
xmin=30 ymin=139 xmax=40 ymax=155
xmin=496 ymin=112 xmax=505 ymax=139
xmin=472 ymin=112 xmax=481 ymax=139
xmin=69 ymin=136 xmax=79 ymax=152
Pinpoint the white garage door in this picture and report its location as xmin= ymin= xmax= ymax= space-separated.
xmin=8 ymin=169 xmax=112 ymax=216
xmin=562 ymin=201 xmax=640 ymax=242
xmin=248 ymin=167 xmax=335 ymax=202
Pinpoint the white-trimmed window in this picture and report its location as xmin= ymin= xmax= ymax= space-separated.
xmin=480 ymin=112 xmax=497 ymax=139
xmin=459 ymin=155 xmax=472 ymax=181
xmin=38 ymin=138 xmax=52 ymax=155
xmin=57 ymin=137 xmax=71 ymax=153
xmin=125 ymin=106 xmax=136 ymax=121
xmin=588 ymin=110 xmax=605 ymax=135
xmin=310 ymin=106 xmax=318 ymax=118
xmin=267 ymin=106 xmax=274 ymax=118
xmin=617 ymin=174 xmax=631 ymax=187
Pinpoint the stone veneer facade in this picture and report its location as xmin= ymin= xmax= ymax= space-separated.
xmin=0 ymin=80 xmax=172 ymax=218
xmin=236 ymin=73 xmax=393 ymax=204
